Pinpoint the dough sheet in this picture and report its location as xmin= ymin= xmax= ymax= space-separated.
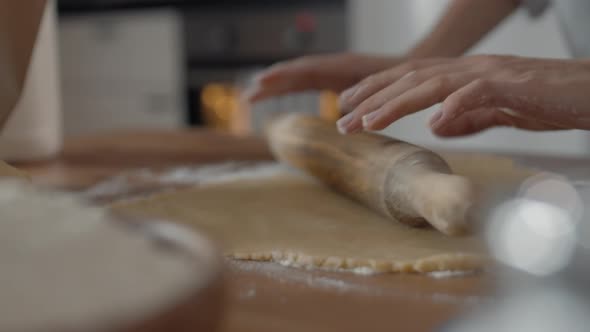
xmin=112 ymin=154 xmax=534 ymax=273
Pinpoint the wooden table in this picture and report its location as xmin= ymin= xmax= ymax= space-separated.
xmin=15 ymin=129 xmax=588 ymax=332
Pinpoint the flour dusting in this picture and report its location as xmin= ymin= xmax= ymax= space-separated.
xmin=159 ymin=162 xmax=289 ymax=185
xmin=84 ymin=162 xmax=301 ymax=203
xmin=428 ymin=270 xmax=478 ymax=279
xmin=229 ymin=260 xmax=488 ymax=304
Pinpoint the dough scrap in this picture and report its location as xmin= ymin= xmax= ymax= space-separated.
xmin=112 ymin=154 xmax=534 ymax=273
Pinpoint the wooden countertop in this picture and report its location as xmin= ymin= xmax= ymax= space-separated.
xmin=14 ymin=128 xmax=588 ymax=332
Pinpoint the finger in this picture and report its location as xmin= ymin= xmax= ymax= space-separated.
xmin=244 ymin=65 xmax=320 ymax=102
xmin=243 ymin=80 xmax=299 ymax=103
xmin=431 ymin=108 xmax=511 ymax=137
xmin=495 ymin=108 xmax=567 ymax=131
xmin=244 ymin=58 xmax=337 ymax=102
xmin=437 ymin=78 xmax=511 ymax=122
xmin=360 ymin=74 xmax=473 ymax=131
xmin=432 ymin=108 xmax=566 ymax=137
xmin=337 ymin=70 xmax=472 ymax=133
xmin=434 ymin=78 xmax=570 ymax=131
xmin=339 ymin=58 xmax=452 ymax=110
xmin=254 ymin=62 xmax=292 ymax=84
xmin=247 ymin=55 xmax=370 ymax=103
xmin=256 ymin=59 xmax=330 ymax=87
xmin=472 ymin=80 xmax=583 ymax=128
xmin=344 ymin=65 xmax=473 ymax=121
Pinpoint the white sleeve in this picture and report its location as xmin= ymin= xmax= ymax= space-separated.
xmin=521 ymin=0 xmax=552 ymax=17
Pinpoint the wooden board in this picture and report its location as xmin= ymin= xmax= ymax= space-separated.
xmin=16 ymin=128 xmax=589 ymax=332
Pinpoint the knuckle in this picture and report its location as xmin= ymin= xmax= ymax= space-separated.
xmin=400 ymin=70 xmax=421 ymax=85
xmin=358 ymin=94 xmax=387 ymax=114
xmin=399 ymin=60 xmax=421 ymax=72
xmin=359 ymin=74 xmax=381 ymax=89
xmin=471 ymin=55 xmax=502 ymax=69
xmin=442 ymin=96 xmax=462 ymax=115
xmin=483 ymin=57 xmax=500 ymax=68
xmin=390 ymin=98 xmax=408 ymax=113
xmin=443 ymin=94 xmax=461 ymax=113
xmin=452 ymin=79 xmax=497 ymax=108
xmin=471 ymin=78 xmax=491 ymax=91
xmin=468 ymin=79 xmax=495 ymax=105
xmin=356 ymin=104 xmax=375 ymax=116
xmin=495 ymin=68 xmax=517 ymax=78
xmin=443 ymin=85 xmax=479 ymax=114
xmin=378 ymin=102 xmax=398 ymax=118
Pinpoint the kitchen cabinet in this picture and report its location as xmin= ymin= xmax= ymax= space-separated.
xmin=59 ymin=9 xmax=185 ymax=135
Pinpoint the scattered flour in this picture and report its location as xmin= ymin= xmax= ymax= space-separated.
xmin=83 ymin=162 xmax=296 ymax=203
xmin=89 ymin=163 xmax=486 ymax=306
xmin=428 ymin=270 xmax=478 ymax=279
xmin=229 ymin=260 xmax=488 ymax=305
xmin=159 ymin=162 xmax=288 ymax=185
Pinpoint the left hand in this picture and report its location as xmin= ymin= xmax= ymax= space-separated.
xmin=336 ymin=55 xmax=590 ymax=137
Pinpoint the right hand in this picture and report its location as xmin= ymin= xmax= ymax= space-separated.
xmin=242 ymin=53 xmax=405 ymax=103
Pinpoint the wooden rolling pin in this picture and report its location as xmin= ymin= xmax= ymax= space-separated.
xmin=265 ymin=113 xmax=476 ymax=236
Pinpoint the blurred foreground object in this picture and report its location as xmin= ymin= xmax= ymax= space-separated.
xmin=0 ymin=180 xmax=224 ymax=332
xmin=0 ymin=0 xmax=62 ymax=161
xmin=232 ymin=85 xmax=341 ymax=134
xmin=444 ymin=174 xmax=590 ymax=332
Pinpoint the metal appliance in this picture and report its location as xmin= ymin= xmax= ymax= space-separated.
xmin=441 ymin=173 xmax=590 ymax=332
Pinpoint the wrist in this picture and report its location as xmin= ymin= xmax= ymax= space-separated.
xmin=405 ymin=36 xmax=461 ymax=59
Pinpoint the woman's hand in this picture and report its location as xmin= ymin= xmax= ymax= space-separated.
xmin=243 ymin=53 xmax=405 ymax=103
xmin=337 ymin=55 xmax=590 ymax=136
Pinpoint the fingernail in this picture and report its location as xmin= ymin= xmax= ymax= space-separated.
xmin=339 ymin=86 xmax=358 ymax=105
xmin=336 ymin=113 xmax=354 ymax=134
xmin=429 ymin=110 xmax=443 ymax=126
xmin=337 ymin=113 xmax=363 ymax=134
xmin=362 ymin=111 xmax=380 ymax=129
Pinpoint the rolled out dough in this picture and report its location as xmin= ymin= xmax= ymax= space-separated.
xmin=112 ymin=154 xmax=534 ymax=273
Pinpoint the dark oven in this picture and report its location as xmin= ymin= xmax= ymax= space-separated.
xmin=184 ymin=0 xmax=348 ymax=134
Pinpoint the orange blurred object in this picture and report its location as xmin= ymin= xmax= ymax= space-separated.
xmin=201 ymin=83 xmax=341 ymax=134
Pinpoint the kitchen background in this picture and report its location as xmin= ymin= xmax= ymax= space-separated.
xmin=55 ymin=0 xmax=584 ymax=156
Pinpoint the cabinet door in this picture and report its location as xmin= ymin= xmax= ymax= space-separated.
xmin=63 ymin=81 xmax=184 ymax=135
xmin=59 ymin=9 xmax=185 ymax=135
